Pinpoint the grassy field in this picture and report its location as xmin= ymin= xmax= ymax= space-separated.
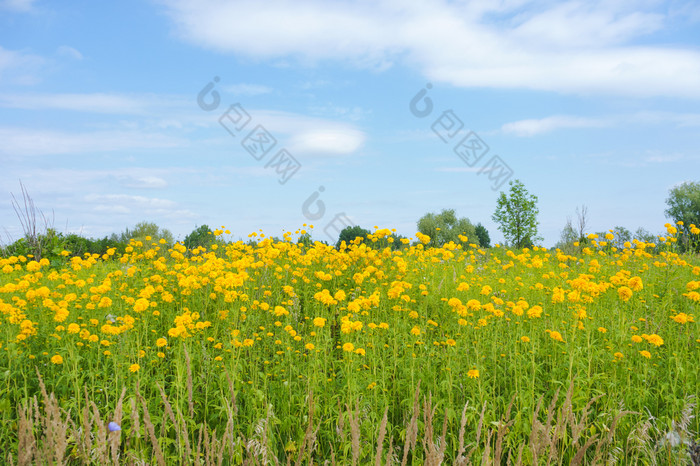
xmin=0 ymin=226 xmax=698 ymax=464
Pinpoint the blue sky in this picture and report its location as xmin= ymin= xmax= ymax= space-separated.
xmin=1 ymin=0 xmax=699 ymax=246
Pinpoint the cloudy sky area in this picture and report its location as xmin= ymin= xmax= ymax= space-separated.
xmin=1 ymin=0 xmax=699 ymax=246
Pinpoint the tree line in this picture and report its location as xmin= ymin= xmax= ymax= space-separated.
xmin=3 ymin=180 xmax=700 ymax=263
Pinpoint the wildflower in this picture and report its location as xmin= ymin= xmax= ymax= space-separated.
xmin=354 ymin=348 xmax=366 ymax=356
xmin=527 ymin=306 xmax=543 ymax=318
xmin=305 ymin=343 xmax=314 ymax=351
xmin=50 ymin=355 xmax=63 ymax=365
xmin=598 ymin=327 xmax=607 ymax=333
xmin=618 ymin=286 xmax=633 ymax=302
xmin=614 ymin=352 xmax=624 ymax=360
xmin=521 ymin=336 xmax=530 ymax=343
xmin=446 ymin=339 xmax=456 ymax=346
xmin=639 ymin=350 xmax=651 ymax=359
xmin=313 ymin=317 xmax=326 ymax=328
xmin=243 ymin=339 xmax=254 ymax=347
xmin=156 ymin=338 xmax=167 ymax=347
xmin=467 ymin=369 xmax=479 ymax=379
xmin=628 ymin=276 xmax=643 ymax=292
xmin=108 ymin=422 xmax=121 ymax=432
xmin=129 ymin=364 xmax=140 ymax=373
xmin=549 ymin=331 xmax=564 ymax=342
xmin=631 ymin=335 xmax=643 ymax=343
xmin=342 ymin=342 xmax=354 ymax=352
xmin=410 ymin=326 xmax=421 ymax=336
xmin=643 ymin=334 xmax=664 ymax=347
xmin=671 ymin=313 xmax=693 ymax=324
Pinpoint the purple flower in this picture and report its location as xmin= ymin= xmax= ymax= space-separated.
xmin=108 ymin=421 xmax=121 ymax=432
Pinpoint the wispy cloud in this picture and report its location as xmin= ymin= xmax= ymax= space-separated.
xmin=223 ymin=83 xmax=273 ymax=96
xmin=0 ymin=0 xmax=35 ymax=12
xmin=501 ymin=111 xmax=700 ymax=136
xmin=0 ymin=127 xmax=186 ymax=157
xmin=117 ymin=175 xmax=168 ymax=189
xmin=501 ymin=115 xmax=612 ymax=137
xmin=0 ymin=93 xmax=151 ymax=113
xmin=0 ymin=46 xmax=45 ymax=84
xmin=55 ymin=46 xmax=84 ymax=61
xmin=159 ymin=0 xmax=700 ymax=98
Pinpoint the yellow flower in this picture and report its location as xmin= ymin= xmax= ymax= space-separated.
xmin=354 ymin=348 xmax=366 ymax=356
xmin=614 ymin=352 xmax=624 ymax=360
xmin=50 ymin=355 xmax=63 ymax=365
xmin=520 ymin=336 xmax=530 ymax=343
xmin=628 ymin=276 xmax=643 ymax=292
xmin=618 ymin=286 xmax=633 ymax=302
xmin=313 ymin=317 xmax=326 ymax=328
xmin=467 ymin=369 xmax=479 ymax=379
xmin=156 ymin=338 xmax=167 ymax=347
xmin=549 ymin=331 xmax=564 ymax=342
xmin=631 ymin=335 xmax=643 ymax=343
xmin=342 ymin=342 xmax=354 ymax=352
xmin=410 ymin=326 xmax=421 ymax=336
xmin=639 ymin=350 xmax=651 ymax=359
xmin=643 ymin=334 xmax=664 ymax=347
xmin=243 ymin=339 xmax=254 ymax=347
xmin=305 ymin=343 xmax=315 ymax=351
xmin=597 ymin=327 xmax=607 ymax=333
xmin=671 ymin=313 xmax=693 ymax=324
xmin=446 ymin=339 xmax=456 ymax=346
xmin=129 ymin=364 xmax=140 ymax=373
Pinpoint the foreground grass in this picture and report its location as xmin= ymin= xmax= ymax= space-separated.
xmin=0 ymin=227 xmax=698 ymax=463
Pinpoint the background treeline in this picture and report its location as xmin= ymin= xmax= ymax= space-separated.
xmin=2 ymin=179 xmax=699 ymax=263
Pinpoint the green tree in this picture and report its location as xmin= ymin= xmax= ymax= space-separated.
xmin=554 ymin=218 xmax=578 ymax=253
xmin=417 ymin=209 xmax=477 ymax=248
xmin=611 ymin=226 xmax=632 ymax=249
xmin=634 ymin=227 xmax=657 ymax=245
xmin=119 ymin=221 xmax=173 ymax=245
xmin=336 ymin=225 xmax=370 ymax=248
xmin=492 ymin=179 xmax=541 ymax=248
xmin=184 ymin=225 xmax=215 ymax=250
xmin=665 ymin=181 xmax=700 ymax=250
xmin=474 ymin=223 xmax=491 ymax=248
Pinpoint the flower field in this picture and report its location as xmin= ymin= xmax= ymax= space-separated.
xmin=0 ymin=225 xmax=698 ymax=464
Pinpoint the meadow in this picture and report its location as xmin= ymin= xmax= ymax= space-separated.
xmin=0 ymin=224 xmax=698 ymax=464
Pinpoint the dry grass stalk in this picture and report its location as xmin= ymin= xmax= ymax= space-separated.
xmin=138 ymin=390 xmax=166 ymax=466
xmin=400 ymin=381 xmax=421 ymax=466
xmin=184 ymin=344 xmax=195 ymax=418
xmin=347 ymin=401 xmax=361 ymax=465
xmin=374 ymin=408 xmax=389 ymax=466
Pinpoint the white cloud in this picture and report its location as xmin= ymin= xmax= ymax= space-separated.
xmin=434 ymin=167 xmax=484 ymax=173
xmin=501 ymin=110 xmax=700 ymax=136
xmin=85 ymin=193 xmax=177 ymax=208
xmin=241 ymin=109 xmax=366 ymax=156
xmin=223 ymin=83 xmax=273 ymax=96
xmin=0 ymin=127 xmax=186 ymax=157
xmin=1 ymin=0 xmax=35 ymax=12
xmin=501 ymin=115 xmax=612 ymax=136
xmin=56 ymin=46 xmax=84 ymax=60
xmin=289 ymin=129 xmax=365 ymax=155
xmin=0 ymin=93 xmax=155 ymax=113
xmin=0 ymin=46 xmax=44 ymax=84
xmin=117 ymin=175 xmax=168 ymax=189
xmin=159 ymin=0 xmax=700 ymax=98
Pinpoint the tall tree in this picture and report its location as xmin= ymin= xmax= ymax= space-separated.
xmin=474 ymin=223 xmax=491 ymax=248
xmin=492 ymin=179 xmax=541 ymax=248
xmin=184 ymin=224 xmax=215 ymax=250
xmin=665 ymin=181 xmax=700 ymax=250
xmin=336 ymin=225 xmax=370 ymax=248
xmin=417 ymin=209 xmax=477 ymax=247
xmin=120 ymin=221 xmax=173 ymax=245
